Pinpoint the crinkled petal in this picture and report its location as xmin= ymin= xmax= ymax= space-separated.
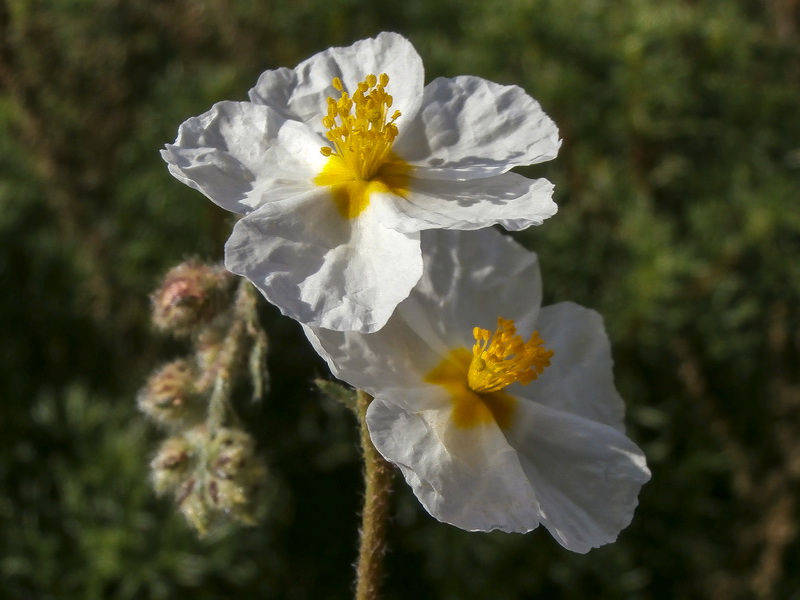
xmin=393 ymin=75 xmax=560 ymax=179
xmin=244 ymin=66 xmax=297 ymax=121
xmin=249 ymin=32 xmax=425 ymax=135
xmin=398 ymin=229 xmax=543 ymax=348
xmin=306 ymin=229 xmax=542 ymax=357
xmin=372 ymin=173 xmax=556 ymax=233
xmin=302 ymin=300 xmax=445 ymax=394
xmin=507 ymin=400 xmax=650 ymax=553
xmin=162 ymin=101 xmax=325 ymax=214
xmin=225 ymin=189 xmax=422 ymax=333
xmin=367 ymin=389 xmax=542 ymax=532
xmin=507 ymin=302 xmax=627 ymax=431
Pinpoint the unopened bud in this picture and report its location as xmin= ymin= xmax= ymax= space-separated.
xmin=151 ymin=260 xmax=236 ymax=336
xmin=139 ymin=360 xmax=205 ymax=427
xmin=150 ymin=435 xmax=191 ymax=495
xmin=208 ymin=428 xmax=256 ymax=479
xmin=204 ymin=464 xmax=266 ymax=526
xmin=176 ymin=478 xmax=212 ymax=535
xmin=205 ymin=476 xmax=246 ymax=510
xmin=206 ymin=429 xmax=265 ymax=525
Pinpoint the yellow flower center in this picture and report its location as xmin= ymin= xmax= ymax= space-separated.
xmin=321 ymin=73 xmax=401 ymax=178
xmin=468 ymin=317 xmax=553 ymax=393
xmin=313 ymin=74 xmax=411 ymax=219
xmin=424 ymin=318 xmax=553 ymax=430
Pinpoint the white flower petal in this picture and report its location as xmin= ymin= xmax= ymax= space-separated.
xmin=249 ymin=32 xmax=425 ymax=134
xmin=367 ymin=390 xmax=543 ymax=533
xmin=372 ymin=173 xmax=556 ymax=233
xmin=244 ymin=66 xmax=298 ymax=120
xmin=302 ymin=300 xmax=445 ymax=394
xmin=399 ymin=229 xmax=543 ymax=348
xmin=162 ymin=101 xmax=325 ymax=214
xmin=510 ymin=302 xmax=627 ymax=431
xmin=306 ymin=229 xmax=542 ymax=360
xmin=507 ymin=400 xmax=650 ymax=553
xmin=225 ymin=191 xmax=422 ymax=333
xmin=393 ymin=75 xmax=560 ymax=179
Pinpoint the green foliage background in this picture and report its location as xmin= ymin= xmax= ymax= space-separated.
xmin=1 ymin=0 xmax=798 ymax=598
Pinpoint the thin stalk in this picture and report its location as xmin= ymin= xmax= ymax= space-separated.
xmin=354 ymin=390 xmax=393 ymax=600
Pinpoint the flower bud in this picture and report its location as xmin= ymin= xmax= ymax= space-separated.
xmin=203 ymin=467 xmax=264 ymax=526
xmin=208 ymin=428 xmax=256 ymax=479
xmin=139 ymin=360 xmax=205 ymax=427
xmin=150 ymin=435 xmax=191 ymax=495
xmin=204 ymin=476 xmax=246 ymax=510
xmin=205 ymin=429 xmax=266 ymax=525
xmin=176 ymin=478 xmax=212 ymax=535
xmin=151 ymin=260 xmax=236 ymax=336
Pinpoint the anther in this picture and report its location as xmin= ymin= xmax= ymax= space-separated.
xmin=467 ymin=318 xmax=553 ymax=394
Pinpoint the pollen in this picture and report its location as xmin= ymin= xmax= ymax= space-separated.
xmin=424 ymin=347 xmax=517 ymax=430
xmin=314 ymin=73 xmax=411 ymax=219
xmin=319 ymin=73 xmax=402 ymax=180
xmin=467 ymin=318 xmax=553 ymax=394
xmin=423 ymin=319 xmax=552 ymax=431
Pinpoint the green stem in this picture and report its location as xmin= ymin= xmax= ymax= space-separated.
xmin=355 ymin=390 xmax=393 ymax=600
xmin=205 ymin=280 xmax=265 ymax=430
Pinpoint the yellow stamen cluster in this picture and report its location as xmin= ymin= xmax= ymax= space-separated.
xmin=320 ymin=73 xmax=401 ymax=180
xmin=468 ymin=318 xmax=553 ymax=393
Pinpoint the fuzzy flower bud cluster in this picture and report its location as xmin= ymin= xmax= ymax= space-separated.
xmin=151 ymin=426 xmax=266 ymax=532
xmin=140 ymin=260 xmax=269 ymax=535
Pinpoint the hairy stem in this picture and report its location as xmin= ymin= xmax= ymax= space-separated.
xmin=355 ymin=390 xmax=393 ymax=600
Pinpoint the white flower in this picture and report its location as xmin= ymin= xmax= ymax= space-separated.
xmin=162 ymin=32 xmax=560 ymax=333
xmin=304 ymin=229 xmax=650 ymax=553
